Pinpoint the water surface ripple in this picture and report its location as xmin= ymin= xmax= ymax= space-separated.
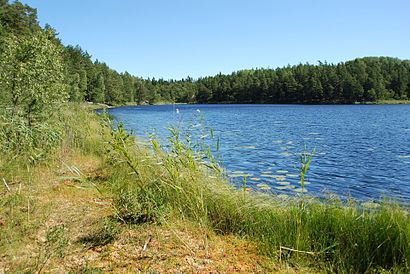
xmin=107 ymin=104 xmax=410 ymax=203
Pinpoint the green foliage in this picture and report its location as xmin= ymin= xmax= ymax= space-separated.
xmin=63 ymin=45 xmax=94 ymax=102
xmin=0 ymin=29 xmax=67 ymax=163
xmin=89 ymin=72 xmax=106 ymax=103
xmin=0 ymin=30 xmax=67 ymax=121
xmin=0 ymin=0 xmax=40 ymax=36
xmin=79 ymin=217 xmax=121 ymax=248
xmin=299 ymin=148 xmax=314 ymax=191
xmin=0 ymin=111 xmax=64 ymax=163
xmin=59 ymin=104 xmax=107 ymax=155
xmin=0 ymin=186 xmax=37 ymax=250
xmin=44 ymin=225 xmax=69 ymax=258
xmin=105 ymin=122 xmax=166 ymax=223
xmin=196 ymin=57 xmax=410 ymax=104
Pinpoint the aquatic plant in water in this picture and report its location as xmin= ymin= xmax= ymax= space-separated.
xmin=299 ymin=148 xmax=314 ymax=193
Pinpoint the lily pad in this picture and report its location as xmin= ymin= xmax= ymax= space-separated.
xmin=287 ymin=173 xmax=299 ymax=178
xmin=276 ymin=185 xmax=295 ymax=190
xmin=239 ymin=146 xmax=256 ymax=149
xmin=260 ymin=174 xmax=276 ymax=178
xmin=257 ymin=183 xmax=271 ymax=190
xmin=231 ymin=173 xmax=253 ymax=178
xmin=277 ymin=181 xmax=291 ymax=185
xmin=294 ymin=188 xmax=308 ymax=193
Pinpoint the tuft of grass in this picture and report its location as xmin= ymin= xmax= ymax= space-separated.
xmin=78 ymin=217 xmax=121 ymax=248
xmin=34 ymin=224 xmax=69 ymax=273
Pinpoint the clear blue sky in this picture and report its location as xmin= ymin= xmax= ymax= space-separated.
xmin=21 ymin=0 xmax=410 ymax=80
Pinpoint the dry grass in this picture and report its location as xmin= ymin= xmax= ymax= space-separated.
xmin=0 ymin=149 xmax=110 ymax=272
xmin=66 ymin=221 xmax=282 ymax=273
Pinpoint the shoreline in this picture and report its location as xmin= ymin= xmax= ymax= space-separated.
xmin=96 ymin=99 xmax=410 ymax=109
xmin=100 ymin=103 xmax=410 ymax=205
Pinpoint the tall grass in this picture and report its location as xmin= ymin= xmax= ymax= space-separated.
xmin=0 ymin=104 xmax=105 ymax=263
xmin=0 ymin=103 xmax=104 ymax=169
xmin=0 ymin=109 xmax=62 ymax=165
xmin=105 ymin=118 xmax=410 ymax=273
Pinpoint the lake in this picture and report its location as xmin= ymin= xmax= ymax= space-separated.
xmin=107 ymin=104 xmax=410 ymax=203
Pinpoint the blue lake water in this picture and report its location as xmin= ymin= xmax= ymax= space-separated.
xmin=107 ymin=104 xmax=410 ymax=203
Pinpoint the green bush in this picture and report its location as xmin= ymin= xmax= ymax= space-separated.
xmin=0 ymin=29 xmax=67 ymax=165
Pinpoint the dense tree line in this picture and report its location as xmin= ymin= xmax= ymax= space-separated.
xmin=59 ymin=46 xmax=410 ymax=104
xmin=197 ymin=58 xmax=410 ymax=104
xmin=57 ymin=45 xmax=410 ymax=104
xmin=1 ymin=0 xmax=410 ymax=109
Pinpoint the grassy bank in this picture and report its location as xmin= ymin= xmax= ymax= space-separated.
xmin=1 ymin=104 xmax=410 ymax=273
xmin=0 ymin=105 xmax=287 ymax=272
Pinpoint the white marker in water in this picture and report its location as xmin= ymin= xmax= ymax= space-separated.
xmin=176 ymin=108 xmax=179 ymax=114
xmin=196 ymin=109 xmax=200 ymax=113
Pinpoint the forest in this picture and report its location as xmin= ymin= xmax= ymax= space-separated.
xmin=1 ymin=0 xmax=410 ymax=109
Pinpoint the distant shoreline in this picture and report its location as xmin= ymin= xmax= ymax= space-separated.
xmin=354 ymin=99 xmax=410 ymax=105
xmin=97 ymin=99 xmax=410 ymax=109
